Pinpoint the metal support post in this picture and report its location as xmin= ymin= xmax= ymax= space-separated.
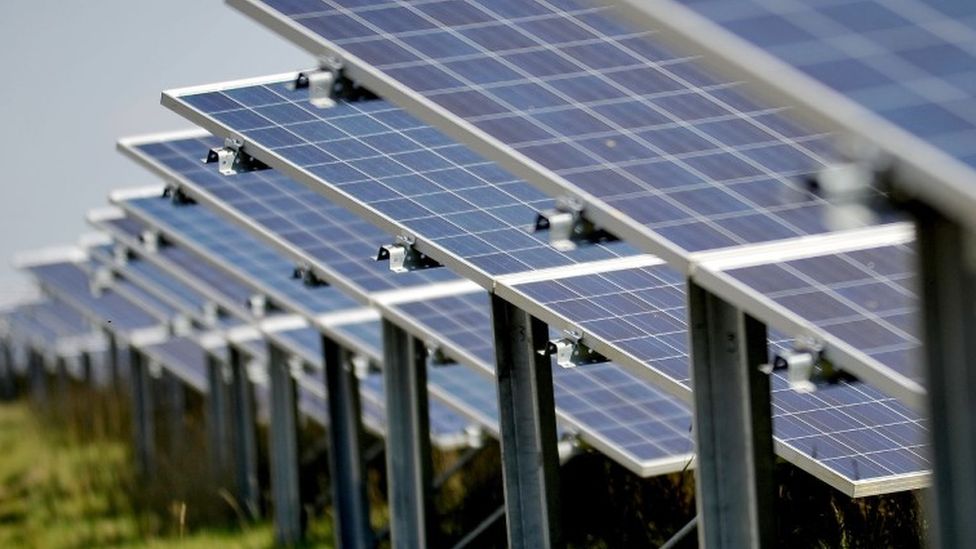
xmin=106 ymin=330 xmax=122 ymax=390
xmin=228 ymin=346 xmax=260 ymax=519
xmin=268 ymin=342 xmax=303 ymax=544
xmin=915 ymin=205 xmax=976 ymax=549
xmin=164 ymin=372 xmax=187 ymax=456
xmin=28 ymin=350 xmax=47 ymax=405
xmin=129 ymin=348 xmax=156 ymax=478
xmin=381 ymin=319 xmax=436 ymax=548
xmin=206 ymin=353 xmax=233 ymax=484
xmin=0 ymin=340 xmax=15 ymax=400
xmin=322 ymin=334 xmax=373 ymax=549
xmin=490 ymin=295 xmax=561 ymax=549
xmin=688 ymin=280 xmax=775 ymax=549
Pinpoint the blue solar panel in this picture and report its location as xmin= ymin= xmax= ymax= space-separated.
xmin=97 ymin=214 xmax=259 ymax=310
xmin=9 ymin=305 xmax=62 ymax=352
xmin=130 ymin=136 xmax=459 ymax=294
xmin=163 ymin=88 xmax=635 ymax=282
xmin=187 ymin=0 xmax=897 ymax=254
xmin=726 ymin=244 xmax=918 ymax=380
xmin=91 ymin=245 xmax=213 ymax=317
xmin=331 ymin=319 xmax=382 ymax=363
xmin=119 ymin=195 xmax=361 ymax=317
xmin=391 ymin=291 xmax=696 ymax=474
xmin=143 ymin=336 xmax=210 ymax=392
xmin=678 ymin=0 xmax=976 ymax=170
xmin=26 ymin=261 xmax=162 ymax=333
xmin=29 ymin=300 xmax=91 ymax=339
xmin=506 ymin=261 xmax=928 ymax=484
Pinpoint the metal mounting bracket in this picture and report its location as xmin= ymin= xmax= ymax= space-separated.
xmin=545 ymin=331 xmax=608 ymax=368
xmin=376 ymin=235 xmax=441 ymax=273
xmin=291 ymin=263 xmax=327 ymax=287
xmin=247 ymin=294 xmax=268 ymax=318
xmin=112 ymin=244 xmax=130 ymax=266
xmin=292 ymin=58 xmax=377 ymax=109
xmin=805 ymin=139 xmax=897 ymax=230
xmin=761 ymin=337 xmax=831 ymax=393
xmin=162 ymin=184 xmax=195 ymax=205
xmin=465 ymin=425 xmax=486 ymax=449
xmin=204 ymin=137 xmax=268 ymax=176
xmin=90 ymin=266 xmax=114 ymax=297
xmin=426 ymin=344 xmax=455 ymax=366
xmin=140 ymin=229 xmax=161 ymax=253
xmin=202 ymin=301 xmax=220 ymax=327
xmin=535 ymin=196 xmax=618 ymax=251
xmin=171 ymin=314 xmax=193 ymax=337
xmin=350 ymin=353 xmax=370 ymax=380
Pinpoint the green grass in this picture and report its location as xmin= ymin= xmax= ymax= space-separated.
xmin=0 ymin=400 xmax=288 ymax=548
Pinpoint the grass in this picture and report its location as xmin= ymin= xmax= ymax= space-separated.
xmin=0 ymin=399 xmax=295 ymax=548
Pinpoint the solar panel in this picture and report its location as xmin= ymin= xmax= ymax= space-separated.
xmin=663 ymin=1 xmax=976 ymax=169
xmin=123 ymin=126 xmax=637 ymax=288
xmin=89 ymin=244 xmax=214 ymax=320
xmin=25 ymin=260 xmax=163 ymax=334
xmin=185 ymin=1 xmax=906 ymax=257
xmin=725 ymin=244 xmax=918 ymax=380
xmin=116 ymin=193 xmax=362 ymax=317
xmin=389 ymin=290 xmax=696 ymax=477
xmin=495 ymin=259 xmax=927 ymax=493
xmin=121 ymin=134 xmax=461 ymax=297
xmin=142 ymin=336 xmax=210 ymax=393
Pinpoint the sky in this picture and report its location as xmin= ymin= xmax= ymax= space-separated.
xmin=0 ymin=1 xmax=308 ymax=306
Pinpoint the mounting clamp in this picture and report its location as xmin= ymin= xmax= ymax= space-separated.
xmin=202 ymin=301 xmax=220 ymax=327
xmin=171 ymin=314 xmax=193 ymax=337
xmin=465 ymin=425 xmax=486 ymax=449
xmin=805 ymin=139 xmax=896 ymax=230
xmin=761 ymin=337 xmax=826 ymax=393
xmin=292 ymin=263 xmax=326 ymax=287
xmin=204 ymin=137 xmax=268 ymax=176
xmin=292 ymin=57 xmax=377 ymax=108
xmin=162 ymin=184 xmax=195 ymax=205
xmin=140 ymin=229 xmax=161 ymax=253
xmin=90 ymin=266 xmax=114 ymax=297
xmin=112 ymin=244 xmax=130 ymax=266
xmin=535 ymin=196 xmax=617 ymax=251
xmin=350 ymin=353 xmax=371 ymax=380
xmin=545 ymin=331 xmax=608 ymax=369
xmin=247 ymin=293 xmax=268 ymax=318
xmin=376 ymin=235 xmax=441 ymax=273
xmin=426 ymin=343 xmax=455 ymax=366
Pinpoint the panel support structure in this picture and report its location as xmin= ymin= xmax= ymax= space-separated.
xmin=228 ymin=346 xmax=260 ymax=520
xmin=206 ymin=353 xmax=232 ymax=485
xmin=129 ymin=348 xmax=156 ymax=478
xmin=322 ymin=334 xmax=373 ymax=549
xmin=268 ymin=342 xmax=303 ymax=544
xmin=28 ymin=350 xmax=48 ymax=405
xmin=490 ymin=295 xmax=561 ymax=549
xmin=163 ymin=371 xmax=187 ymax=456
xmin=915 ymin=206 xmax=976 ymax=549
xmin=688 ymin=281 xmax=775 ymax=549
xmin=0 ymin=340 xmax=15 ymax=400
xmin=381 ymin=319 xmax=435 ymax=548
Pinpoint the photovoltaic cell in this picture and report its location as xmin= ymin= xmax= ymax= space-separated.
xmin=726 ymin=244 xmax=918 ymax=380
xmin=90 ymin=245 xmax=213 ymax=317
xmin=131 ymin=119 xmax=636 ymax=285
xmin=391 ymin=291 xmax=696 ymax=475
xmin=143 ymin=336 xmax=210 ymax=393
xmin=25 ymin=261 xmax=162 ymax=333
xmin=119 ymin=195 xmax=361 ymax=317
xmin=678 ymin=0 xmax=976 ymax=170
xmin=129 ymin=135 xmax=459 ymax=295
xmin=192 ymin=0 xmax=896 ymax=254
xmin=505 ymin=260 xmax=927 ymax=487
